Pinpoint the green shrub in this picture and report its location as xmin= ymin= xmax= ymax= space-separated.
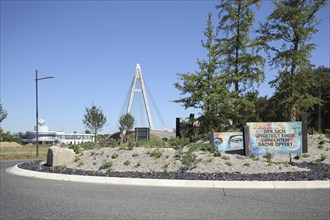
xmin=124 ymin=160 xmax=131 ymax=166
xmin=267 ymin=161 xmax=274 ymax=166
xmin=213 ymin=152 xmax=222 ymax=157
xmin=199 ymin=143 xmax=216 ymax=153
xmin=249 ymin=154 xmax=256 ymax=159
xmin=302 ymin=154 xmax=310 ymax=158
xmin=99 ymin=138 xmax=118 ymax=148
xmin=134 ymin=161 xmax=141 ymax=167
xmin=127 ymin=140 xmax=135 ymax=150
xmin=252 ymin=157 xmax=260 ymax=161
xmin=174 ymin=152 xmax=182 ymax=160
xmin=167 ymin=138 xmax=190 ymax=149
xmin=78 ymin=161 xmax=84 ymax=167
xmin=132 ymin=153 xmax=139 ymax=157
xmin=111 ymin=153 xmax=119 ymax=159
xmin=74 ymin=156 xmax=80 ymax=162
xmin=264 ymin=152 xmax=274 ymax=162
xmin=243 ymin=163 xmax=250 ymax=167
xmin=319 ymin=140 xmax=325 ymax=145
xmin=225 ymin=161 xmax=232 ymax=166
xmin=99 ymin=161 xmax=113 ymax=170
xmin=222 ymin=155 xmax=230 ymax=160
xmin=181 ymin=153 xmax=201 ymax=169
xmin=320 ymin=154 xmax=327 ymax=161
xmin=294 ymin=153 xmax=302 ymax=160
xmin=187 ymin=143 xmax=202 ymax=154
xmin=150 ymin=149 xmax=163 ymax=158
xmin=68 ymin=144 xmax=83 ymax=154
xmin=80 ymin=142 xmax=99 ymax=150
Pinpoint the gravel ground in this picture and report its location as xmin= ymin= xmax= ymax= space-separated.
xmin=18 ymin=134 xmax=330 ymax=181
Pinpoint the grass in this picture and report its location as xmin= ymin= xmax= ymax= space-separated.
xmin=0 ymin=144 xmax=49 ymax=161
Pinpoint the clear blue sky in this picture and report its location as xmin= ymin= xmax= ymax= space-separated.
xmin=1 ymin=1 xmax=329 ymax=134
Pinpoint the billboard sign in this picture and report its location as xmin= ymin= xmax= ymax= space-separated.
xmin=210 ymin=132 xmax=244 ymax=151
xmin=247 ymin=122 xmax=302 ymax=156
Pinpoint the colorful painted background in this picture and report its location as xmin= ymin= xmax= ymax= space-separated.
xmin=210 ymin=132 xmax=244 ymax=151
xmin=247 ymin=122 xmax=302 ymax=156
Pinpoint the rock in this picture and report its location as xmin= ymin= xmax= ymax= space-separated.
xmin=47 ymin=146 xmax=75 ymax=167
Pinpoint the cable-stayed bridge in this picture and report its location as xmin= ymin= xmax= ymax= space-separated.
xmin=118 ymin=64 xmax=174 ymax=137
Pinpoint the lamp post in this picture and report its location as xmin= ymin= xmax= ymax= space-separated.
xmin=36 ymin=69 xmax=54 ymax=158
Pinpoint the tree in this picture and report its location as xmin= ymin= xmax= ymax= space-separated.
xmin=174 ymin=13 xmax=232 ymax=133
xmin=258 ymin=0 xmax=326 ymax=121
xmin=0 ymin=103 xmax=8 ymax=124
xmin=217 ymin=0 xmax=264 ymax=94
xmin=82 ymin=104 xmax=107 ymax=142
xmin=306 ymin=66 xmax=330 ymax=132
xmin=119 ymin=113 xmax=135 ymax=131
xmin=216 ymin=0 xmax=265 ymax=128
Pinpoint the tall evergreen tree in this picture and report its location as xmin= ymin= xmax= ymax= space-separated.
xmin=217 ymin=0 xmax=264 ymax=95
xmin=216 ymin=0 xmax=264 ymax=128
xmin=174 ymin=13 xmax=232 ymax=132
xmin=258 ymin=0 xmax=326 ymax=121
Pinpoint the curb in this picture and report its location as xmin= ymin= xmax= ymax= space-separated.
xmin=6 ymin=165 xmax=330 ymax=189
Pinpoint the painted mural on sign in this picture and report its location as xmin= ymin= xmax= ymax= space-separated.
xmin=247 ymin=122 xmax=302 ymax=156
xmin=210 ymin=132 xmax=243 ymax=151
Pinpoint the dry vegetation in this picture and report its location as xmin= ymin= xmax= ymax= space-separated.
xmin=0 ymin=143 xmax=48 ymax=161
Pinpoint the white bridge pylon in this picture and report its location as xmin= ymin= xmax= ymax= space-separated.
xmin=127 ymin=64 xmax=153 ymax=130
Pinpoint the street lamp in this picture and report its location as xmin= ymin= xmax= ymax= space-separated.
xmin=35 ymin=69 xmax=54 ymax=158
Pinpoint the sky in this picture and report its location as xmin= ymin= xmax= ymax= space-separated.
xmin=1 ymin=0 xmax=329 ymax=134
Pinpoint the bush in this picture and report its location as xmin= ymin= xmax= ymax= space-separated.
xmin=111 ymin=153 xmax=119 ymax=159
xmin=127 ymin=140 xmax=135 ymax=150
xmin=80 ymin=142 xmax=99 ymax=150
xmin=68 ymin=144 xmax=82 ymax=154
xmin=99 ymin=161 xmax=113 ymax=170
xmin=263 ymin=152 xmax=274 ymax=162
xmin=294 ymin=153 xmax=302 ymax=160
xmin=181 ymin=153 xmax=201 ymax=169
xmin=213 ymin=152 xmax=222 ymax=157
xmin=99 ymin=138 xmax=119 ymax=148
xmin=167 ymin=138 xmax=190 ymax=149
xmin=124 ymin=160 xmax=131 ymax=166
xmin=150 ymin=149 xmax=163 ymax=158
xmin=199 ymin=143 xmax=216 ymax=153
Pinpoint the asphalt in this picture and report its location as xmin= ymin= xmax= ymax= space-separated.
xmin=6 ymin=162 xmax=330 ymax=189
xmin=1 ymin=161 xmax=330 ymax=219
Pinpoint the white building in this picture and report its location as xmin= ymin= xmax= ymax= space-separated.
xmin=22 ymin=119 xmax=94 ymax=145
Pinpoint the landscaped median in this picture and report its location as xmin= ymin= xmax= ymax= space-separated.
xmin=8 ymin=134 xmax=329 ymax=185
xmin=7 ymin=163 xmax=330 ymax=189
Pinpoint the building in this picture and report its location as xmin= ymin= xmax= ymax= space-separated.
xmin=21 ymin=119 xmax=94 ymax=145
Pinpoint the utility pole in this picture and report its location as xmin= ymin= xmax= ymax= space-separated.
xmin=35 ymin=69 xmax=54 ymax=158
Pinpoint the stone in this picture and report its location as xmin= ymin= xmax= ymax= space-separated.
xmin=47 ymin=146 xmax=75 ymax=167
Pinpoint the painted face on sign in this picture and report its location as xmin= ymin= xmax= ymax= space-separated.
xmin=214 ymin=138 xmax=223 ymax=147
xmin=228 ymin=135 xmax=243 ymax=149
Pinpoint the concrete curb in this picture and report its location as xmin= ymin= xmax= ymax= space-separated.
xmin=6 ymin=165 xmax=330 ymax=189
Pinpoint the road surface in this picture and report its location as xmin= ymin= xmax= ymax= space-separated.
xmin=1 ymin=160 xmax=329 ymax=219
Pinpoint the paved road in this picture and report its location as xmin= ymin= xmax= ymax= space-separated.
xmin=1 ymin=161 xmax=329 ymax=219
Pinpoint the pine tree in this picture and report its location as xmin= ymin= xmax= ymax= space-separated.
xmin=258 ymin=0 xmax=326 ymax=121
xmin=174 ymin=13 xmax=232 ymax=132
xmin=216 ymin=0 xmax=264 ymax=127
